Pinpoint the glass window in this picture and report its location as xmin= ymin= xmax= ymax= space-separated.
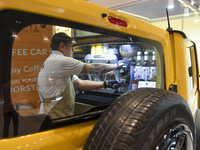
xmin=11 ymin=25 xmax=163 ymax=116
xmin=186 ymin=39 xmax=196 ymax=94
xmin=186 ymin=47 xmax=193 ymax=93
xmin=0 ymin=10 xmax=164 ymax=138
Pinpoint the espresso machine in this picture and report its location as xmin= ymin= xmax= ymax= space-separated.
xmin=83 ymin=54 xmax=119 ymax=94
xmin=118 ymin=44 xmax=138 ymax=92
xmin=84 ymin=54 xmax=119 ymax=81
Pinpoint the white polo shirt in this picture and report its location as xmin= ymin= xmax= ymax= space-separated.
xmin=37 ymin=50 xmax=84 ymax=99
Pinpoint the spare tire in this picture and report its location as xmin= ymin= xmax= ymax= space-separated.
xmin=83 ymin=88 xmax=196 ymax=150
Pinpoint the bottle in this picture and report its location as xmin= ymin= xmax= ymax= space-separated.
xmin=134 ymin=51 xmax=143 ymax=80
xmin=150 ymin=51 xmax=157 ymax=81
xmin=142 ymin=51 xmax=150 ymax=81
xmin=132 ymin=78 xmax=138 ymax=90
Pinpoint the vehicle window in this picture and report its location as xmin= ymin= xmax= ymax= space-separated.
xmin=187 ymin=46 xmax=193 ymax=93
xmin=0 ymin=10 xmax=164 ymax=138
xmin=190 ymin=45 xmax=198 ymax=88
xmin=186 ymin=39 xmax=197 ymax=94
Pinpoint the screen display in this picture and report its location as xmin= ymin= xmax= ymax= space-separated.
xmin=138 ymin=81 xmax=156 ymax=88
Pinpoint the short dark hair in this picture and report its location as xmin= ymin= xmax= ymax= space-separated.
xmin=50 ymin=32 xmax=72 ymax=50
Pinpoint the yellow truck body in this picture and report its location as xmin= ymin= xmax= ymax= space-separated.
xmin=0 ymin=0 xmax=199 ymax=149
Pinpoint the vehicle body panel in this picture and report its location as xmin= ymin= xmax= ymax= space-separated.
xmin=173 ymin=33 xmax=199 ymax=115
xmin=0 ymin=120 xmax=96 ymax=150
xmin=0 ymin=0 xmax=199 ymax=150
xmin=0 ymin=0 xmax=175 ymax=90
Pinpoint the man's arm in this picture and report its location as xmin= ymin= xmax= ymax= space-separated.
xmin=81 ymin=63 xmax=120 ymax=74
xmin=73 ymin=78 xmax=122 ymax=91
xmin=73 ymin=78 xmax=104 ymax=91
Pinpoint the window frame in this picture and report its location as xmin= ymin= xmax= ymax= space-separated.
xmin=0 ymin=9 xmax=165 ymax=138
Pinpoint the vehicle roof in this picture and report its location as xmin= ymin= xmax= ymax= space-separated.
xmin=0 ymin=0 xmax=168 ymax=43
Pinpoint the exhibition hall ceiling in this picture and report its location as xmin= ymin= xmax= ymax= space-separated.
xmin=87 ymin=0 xmax=200 ymax=19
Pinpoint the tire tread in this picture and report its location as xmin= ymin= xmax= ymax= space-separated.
xmin=83 ymin=89 xmax=192 ymax=150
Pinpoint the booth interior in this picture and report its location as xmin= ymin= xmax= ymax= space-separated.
xmin=73 ymin=35 xmax=158 ymax=115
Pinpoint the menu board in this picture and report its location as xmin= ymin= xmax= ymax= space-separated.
xmin=10 ymin=24 xmax=53 ymax=115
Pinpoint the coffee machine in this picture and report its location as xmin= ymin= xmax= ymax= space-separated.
xmin=118 ymin=44 xmax=138 ymax=92
xmin=83 ymin=54 xmax=119 ymax=94
xmin=84 ymin=54 xmax=119 ymax=81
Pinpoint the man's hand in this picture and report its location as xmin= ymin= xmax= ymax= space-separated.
xmin=116 ymin=59 xmax=128 ymax=70
xmin=107 ymin=80 xmax=122 ymax=89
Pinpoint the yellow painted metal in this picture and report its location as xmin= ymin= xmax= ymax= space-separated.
xmin=1 ymin=0 xmax=199 ymax=148
xmin=191 ymin=46 xmax=198 ymax=89
xmin=0 ymin=0 xmax=164 ymax=41
xmin=0 ymin=0 xmax=175 ymax=89
xmin=190 ymin=44 xmax=199 ymax=115
xmin=173 ymin=33 xmax=190 ymax=102
xmin=0 ymin=0 xmax=184 ymax=149
xmin=173 ymin=33 xmax=199 ymax=115
xmin=0 ymin=120 xmax=97 ymax=150
xmin=169 ymin=34 xmax=177 ymax=85
xmin=196 ymin=53 xmax=200 ymax=110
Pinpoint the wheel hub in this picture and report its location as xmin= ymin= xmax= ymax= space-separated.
xmin=154 ymin=124 xmax=194 ymax=150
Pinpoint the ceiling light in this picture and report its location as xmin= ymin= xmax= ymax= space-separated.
xmin=184 ymin=7 xmax=190 ymax=16
xmin=168 ymin=0 xmax=174 ymax=9
xmin=191 ymin=0 xmax=194 ymax=5
xmin=194 ymin=14 xmax=199 ymax=22
xmin=183 ymin=3 xmax=187 ymax=7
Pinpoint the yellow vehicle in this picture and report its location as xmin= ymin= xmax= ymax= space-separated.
xmin=0 ymin=0 xmax=199 ymax=149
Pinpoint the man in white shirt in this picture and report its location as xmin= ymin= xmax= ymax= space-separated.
xmin=37 ymin=32 xmax=122 ymax=119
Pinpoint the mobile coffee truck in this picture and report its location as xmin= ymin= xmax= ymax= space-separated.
xmin=0 ymin=0 xmax=199 ymax=149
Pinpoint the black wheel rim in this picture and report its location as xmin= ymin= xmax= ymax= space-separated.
xmin=154 ymin=124 xmax=194 ymax=150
